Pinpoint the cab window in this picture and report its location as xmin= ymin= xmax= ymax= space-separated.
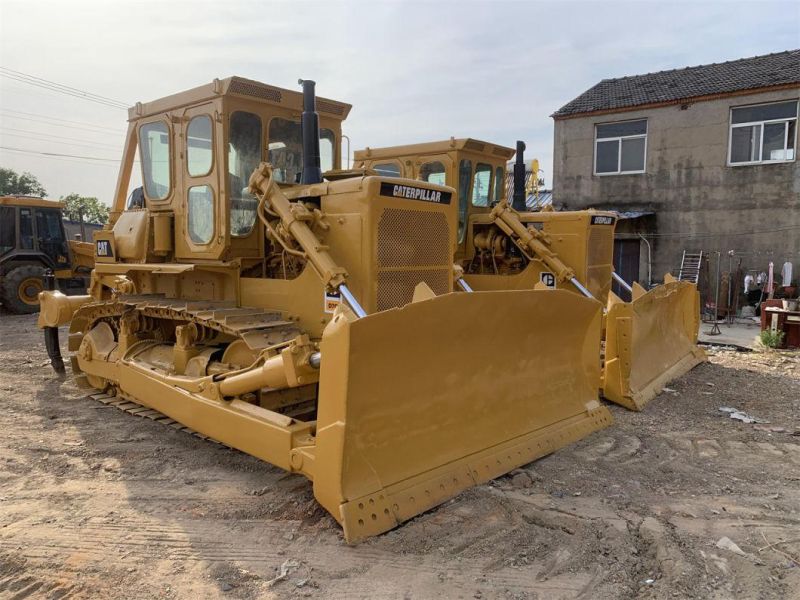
xmin=472 ymin=163 xmax=492 ymax=207
xmin=187 ymin=185 xmax=214 ymax=245
xmin=228 ymin=111 xmax=261 ymax=237
xmin=140 ymin=121 xmax=171 ymax=200
xmin=0 ymin=206 xmax=15 ymax=255
xmin=495 ymin=167 xmax=505 ymax=203
xmin=19 ymin=207 xmax=34 ymax=249
xmin=419 ymin=161 xmax=446 ymax=185
xmin=35 ymin=208 xmax=68 ymax=265
xmin=268 ymin=118 xmax=335 ymax=183
xmin=373 ymin=162 xmax=401 ymax=177
xmin=187 ymin=115 xmax=213 ymax=177
xmin=457 ymin=160 xmax=472 ymax=244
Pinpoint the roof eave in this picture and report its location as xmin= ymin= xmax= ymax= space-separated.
xmin=552 ymin=82 xmax=800 ymax=120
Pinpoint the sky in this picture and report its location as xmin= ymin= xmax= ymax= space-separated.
xmin=0 ymin=0 xmax=798 ymax=204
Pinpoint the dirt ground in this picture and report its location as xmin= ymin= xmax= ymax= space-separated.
xmin=1 ymin=313 xmax=799 ymax=600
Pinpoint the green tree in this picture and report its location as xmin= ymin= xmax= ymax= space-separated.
xmin=0 ymin=167 xmax=48 ymax=196
xmin=61 ymin=193 xmax=110 ymax=225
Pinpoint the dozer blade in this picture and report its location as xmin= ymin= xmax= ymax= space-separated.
xmin=311 ymin=289 xmax=612 ymax=543
xmin=603 ymin=279 xmax=707 ymax=411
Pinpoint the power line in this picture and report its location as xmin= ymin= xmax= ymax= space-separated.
xmin=0 ymin=108 xmax=122 ymax=134
xmin=639 ymin=225 xmax=800 ymax=238
xmin=0 ymin=67 xmax=129 ymax=109
xmin=1 ymin=127 xmax=122 ymax=150
xmin=0 ymin=145 xmax=121 ymax=163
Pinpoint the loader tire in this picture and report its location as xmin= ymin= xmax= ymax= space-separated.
xmin=2 ymin=265 xmax=46 ymax=314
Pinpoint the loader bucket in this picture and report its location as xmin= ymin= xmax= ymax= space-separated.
xmin=603 ymin=279 xmax=706 ymax=411
xmin=310 ymin=289 xmax=612 ymax=542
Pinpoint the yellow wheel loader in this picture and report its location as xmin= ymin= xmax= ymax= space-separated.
xmin=0 ymin=196 xmax=93 ymax=314
xmin=38 ymin=77 xmax=611 ymax=543
xmin=354 ymin=138 xmax=706 ymax=411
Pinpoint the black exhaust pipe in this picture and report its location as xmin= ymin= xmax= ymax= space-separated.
xmin=298 ymin=79 xmax=323 ymax=185
xmin=43 ymin=269 xmax=65 ymax=374
xmin=512 ymin=140 xmax=527 ymax=211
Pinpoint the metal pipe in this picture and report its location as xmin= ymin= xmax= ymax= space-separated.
xmin=457 ymin=278 xmax=474 ymax=293
xmin=298 ymin=79 xmax=322 ymax=185
xmin=612 ymin=271 xmax=633 ymax=294
xmin=570 ymin=277 xmax=595 ymax=300
xmin=512 ymin=140 xmax=527 ymax=212
xmin=338 ymin=284 xmax=367 ymax=319
xmin=638 ymin=234 xmax=652 ymax=287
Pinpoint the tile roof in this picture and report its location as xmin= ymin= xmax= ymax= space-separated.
xmin=553 ymin=49 xmax=800 ymax=118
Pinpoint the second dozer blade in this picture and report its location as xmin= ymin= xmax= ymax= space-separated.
xmin=603 ymin=279 xmax=707 ymax=411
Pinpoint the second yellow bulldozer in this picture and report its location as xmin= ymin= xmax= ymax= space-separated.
xmin=354 ymin=138 xmax=706 ymax=411
xmin=38 ymin=77 xmax=611 ymax=542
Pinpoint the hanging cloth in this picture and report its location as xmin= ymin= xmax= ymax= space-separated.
xmin=768 ymin=262 xmax=774 ymax=299
xmin=781 ymin=261 xmax=793 ymax=287
xmin=744 ymin=274 xmax=754 ymax=293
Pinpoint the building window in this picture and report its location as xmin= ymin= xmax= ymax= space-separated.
xmin=594 ymin=119 xmax=647 ymax=175
xmin=729 ymin=100 xmax=798 ymax=165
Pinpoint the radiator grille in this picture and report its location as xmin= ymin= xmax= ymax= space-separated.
xmin=376 ymin=208 xmax=450 ymax=311
xmin=587 ymin=226 xmax=614 ymax=300
xmin=377 ymin=269 xmax=450 ymax=312
xmin=377 ymin=209 xmax=449 ymax=267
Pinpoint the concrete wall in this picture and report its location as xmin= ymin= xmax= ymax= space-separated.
xmin=553 ymin=87 xmax=800 ymax=283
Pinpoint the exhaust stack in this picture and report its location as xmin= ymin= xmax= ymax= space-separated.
xmin=512 ymin=140 xmax=527 ymax=211
xmin=298 ymin=79 xmax=323 ymax=185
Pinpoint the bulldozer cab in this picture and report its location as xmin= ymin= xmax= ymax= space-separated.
xmin=103 ymin=76 xmax=351 ymax=267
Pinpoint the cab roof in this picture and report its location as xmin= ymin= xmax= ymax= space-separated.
xmin=0 ymin=196 xmax=64 ymax=209
xmin=354 ymin=138 xmax=516 ymax=161
xmin=129 ymin=76 xmax=353 ymax=121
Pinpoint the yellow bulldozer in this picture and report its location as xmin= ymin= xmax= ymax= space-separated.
xmin=354 ymin=138 xmax=706 ymax=411
xmin=38 ymin=77 xmax=612 ymax=543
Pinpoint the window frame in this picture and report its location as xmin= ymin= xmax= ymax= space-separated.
xmin=266 ymin=116 xmax=337 ymax=183
xmin=372 ymin=160 xmax=403 ymax=177
xmin=186 ymin=184 xmax=216 ymax=247
xmin=138 ymin=118 xmax=173 ymax=202
xmin=727 ymin=99 xmax=799 ymax=167
xmin=227 ymin=110 xmax=263 ymax=239
xmin=418 ymin=160 xmax=447 ymax=185
xmin=593 ymin=118 xmax=648 ymax=176
xmin=185 ymin=114 xmax=214 ymax=178
xmin=471 ymin=162 xmax=494 ymax=207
